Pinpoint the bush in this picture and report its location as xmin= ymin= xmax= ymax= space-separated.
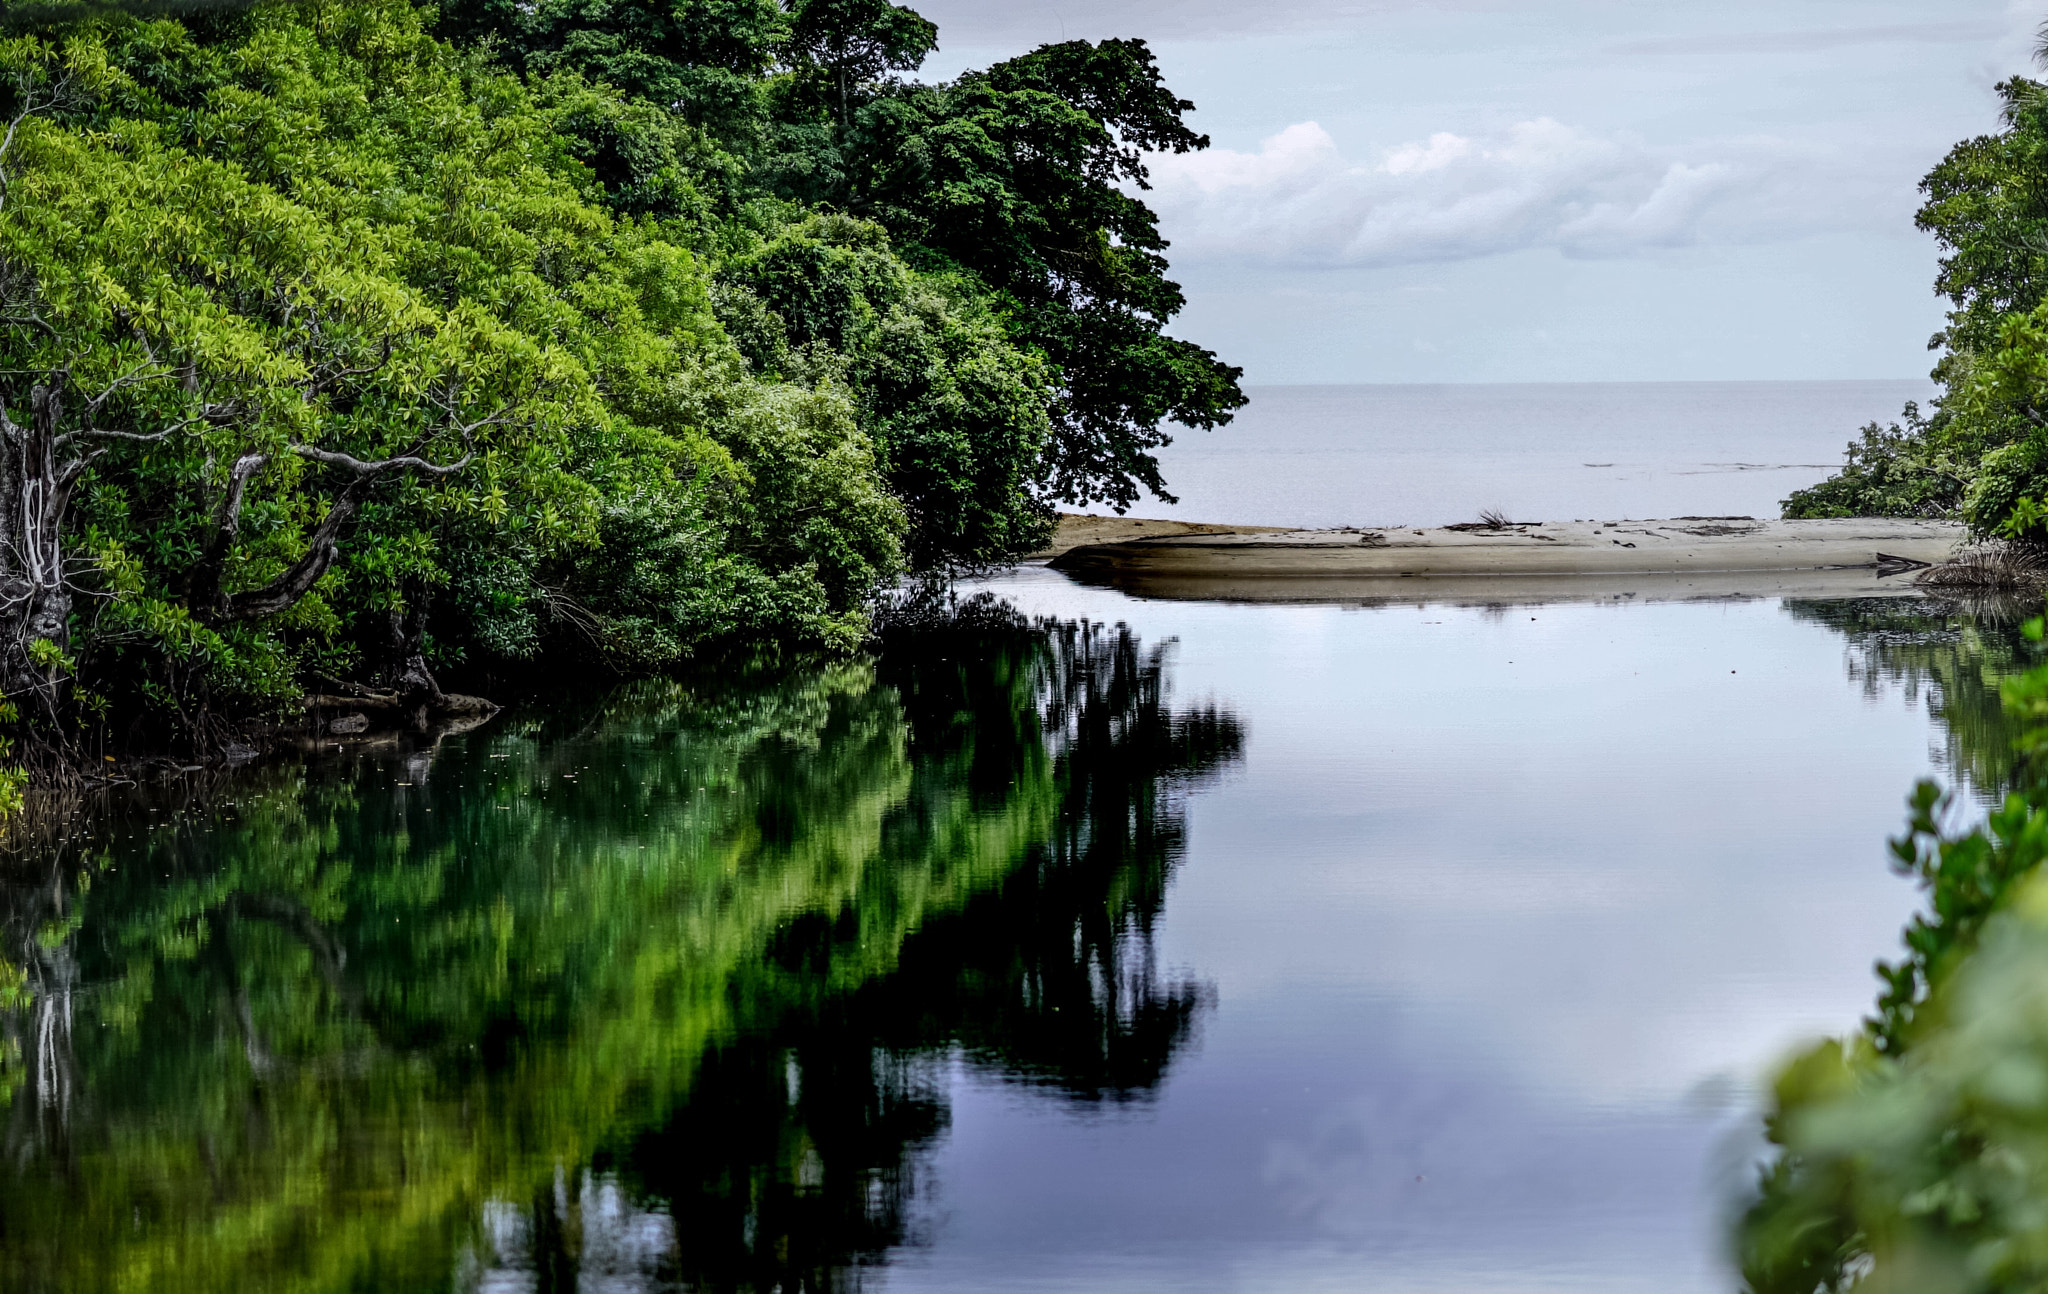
xmin=1782 ymin=403 xmax=1965 ymax=520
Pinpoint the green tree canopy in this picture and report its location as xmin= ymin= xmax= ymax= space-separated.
xmin=1786 ymin=75 xmax=2048 ymax=536
xmin=431 ymin=2 xmax=1245 ymax=519
xmin=0 ymin=1 xmax=909 ymax=752
xmin=850 ymin=39 xmax=1244 ymax=509
xmin=0 ymin=0 xmax=1244 ymax=762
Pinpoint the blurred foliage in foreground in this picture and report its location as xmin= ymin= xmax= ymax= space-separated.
xmin=0 ymin=608 xmax=1242 ymax=1291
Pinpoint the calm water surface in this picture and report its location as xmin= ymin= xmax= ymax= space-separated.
xmin=1128 ymin=381 xmax=1936 ymax=527
xmin=0 ymin=572 xmax=2024 ymax=1292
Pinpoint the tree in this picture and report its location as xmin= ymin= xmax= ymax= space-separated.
xmin=1780 ymin=404 xmax=1967 ymax=520
xmin=1918 ymin=77 xmax=2048 ymax=368
xmin=430 ymin=6 xmax=1245 ymax=519
xmin=784 ymin=0 xmax=934 ymax=127
xmin=434 ymin=0 xmax=787 ymax=162
xmin=0 ymin=0 xmax=1247 ymax=767
xmin=0 ymin=5 xmax=907 ymax=752
xmin=717 ymin=213 xmax=1054 ymax=567
xmin=1789 ymin=74 xmax=2048 ymax=534
xmin=851 ymin=39 xmax=1246 ymax=511
xmin=0 ymin=28 xmax=540 ymax=726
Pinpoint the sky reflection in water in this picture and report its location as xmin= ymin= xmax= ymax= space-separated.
xmin=0 ymin=570 xmax=2021 ymax=1293
xmin=893 ymin=569 xmax=2006 ymax=1293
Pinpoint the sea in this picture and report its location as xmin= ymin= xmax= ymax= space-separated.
xmin=1126 ymin=380 xmax=1938 ymax=527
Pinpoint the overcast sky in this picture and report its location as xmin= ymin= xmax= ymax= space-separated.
xmin=910 ymin=1 xmax=2038 ymax=384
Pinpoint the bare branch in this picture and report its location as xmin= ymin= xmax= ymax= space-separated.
xmin=452 ymin=408 xmax=517 ymax=438
xmin=66 ymin=420 xmax=191 ymax=446
xmin=0 ymin=61 xmax=90 ymax=217
xmin=213 ymin=433 xmax=483 ymax=623
xmin=299 ymin=335 xmax=394 ymax=403
xmin=213 ymin=473 xmax=372 ymax=622
xmin=186 ymin=450 xmax=270 ymax=617
xmin=81 ymin=356 xmax=175 ymax=419
xmin=0 ymin=313 xmax=55 ymax=340
xmin=290 ymin=441 xmax=475 ymax=478
xmin=421 ymin=380 xmax=520 ymax=434
xmin=289 ymin=409 xmax=494 ymax=478
xmin=0 ymin=105 xmax=37 ymax=218
xmin=54 ymin=409 xmax=227 ymax=452
xmin=53 ymin=449 xmax=101 ymax=493
xmin=0 ymin=106 xmax=31 ymax=175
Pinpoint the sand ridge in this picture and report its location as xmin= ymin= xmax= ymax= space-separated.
xmin=1038 ymin=514 xmax=1970 ymax=604
xmin=1031 ymin=513 xmax=1291 ymax=559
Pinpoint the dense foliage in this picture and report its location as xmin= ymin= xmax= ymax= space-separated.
xmin=1783 ymin=76 xmax=2048 ymax=536
xmin=438 ymin=1 xmax=1245 ymax=511
xmin=0 ymin=0 xmax=1240 ymax=762
xmin=1781 ymin=404 xmax=1966 ymax=521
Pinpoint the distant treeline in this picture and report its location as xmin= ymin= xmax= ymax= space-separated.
xmin=0 ymin=0 xmax=1243 ymax=784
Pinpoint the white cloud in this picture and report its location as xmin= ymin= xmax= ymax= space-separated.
xmin=911 ymin=0 xmax=1504 ymax=48
xmin=1145 ymin=119 xmax=1899 ymax=268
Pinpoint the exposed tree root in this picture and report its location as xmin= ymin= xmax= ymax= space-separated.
xmin=1914 ymin=545 xmax=2048 ymax=591
xmin=302 ymin=689 xmax=499 ymax=735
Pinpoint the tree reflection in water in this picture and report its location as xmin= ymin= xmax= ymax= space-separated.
xmin=1785 ymin=594 xmax=2043 ymax=801
xmin=0 ymin=600 xmax=1243 ymax=1293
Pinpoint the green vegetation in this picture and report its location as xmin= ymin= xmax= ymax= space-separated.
xmin=1734 ymin=40 xmax=2048 ymax=1289
xmin=0 ymin=609 xmax=1244 ymax=1291
xmin=1783 ymin=65 xmax=2048 ymax=536
xmin=1738 ymin=600 xmax=2048 ymax=1291
xmin=0 ymin=0 xmax=1242 ymax=769
xmin=1781 ymin=404 xmax=1965 ymax=522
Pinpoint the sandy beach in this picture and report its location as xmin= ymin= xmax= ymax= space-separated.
xmin=1031 ymin=513 xmax=1292 ymax=558
xmin=1038 ymin=514 xmax=1969 ymax=605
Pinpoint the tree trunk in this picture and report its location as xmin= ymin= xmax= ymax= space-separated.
xmin=385 ymin=585 xmax=444 ymax=729
xmin=2 ymin=866 xmax=79 ymax=1159
xmin=192 ymin=440 xmax=474 ymax=628
xmin=0 ymin=385 xmax=82 ymax=724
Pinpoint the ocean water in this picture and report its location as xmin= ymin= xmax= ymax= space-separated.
xmin=1129 ymin=380 xmax=1937 ymax=528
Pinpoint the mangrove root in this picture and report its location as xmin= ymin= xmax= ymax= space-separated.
xmin=1913 ymin=546 xmax=2048 ymax=590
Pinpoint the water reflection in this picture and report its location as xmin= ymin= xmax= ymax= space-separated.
xmin=1784 ymin=595 xmax=2043 ymax=801
xmin=0 ymin=607 xmax=1243 ymax=1293
xmin=6 ymin=583 xmax=2037 ymax=1294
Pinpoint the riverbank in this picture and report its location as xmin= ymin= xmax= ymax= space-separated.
xmin=1031 ymin=513 xmax=1293 ymax=558
xmin=1041 ymin=515 xmax=1968 ymax=604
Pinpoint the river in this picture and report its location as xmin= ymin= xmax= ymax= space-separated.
xmin=0 ymin=569 xmax=2024 ymax=1292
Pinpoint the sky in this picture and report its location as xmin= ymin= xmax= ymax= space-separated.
xmin=909 ymin=1 xmax=2040 ymax=384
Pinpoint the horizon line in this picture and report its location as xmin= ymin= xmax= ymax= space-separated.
xmin=1240 ymin=376 xmax=1934 ymax=388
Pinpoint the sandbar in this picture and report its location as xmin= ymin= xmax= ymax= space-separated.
xmin=1032 ymin=513 xmax=1290 ymax=558
xmin=1040 ymin=515 xmax=1969 ymax=606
